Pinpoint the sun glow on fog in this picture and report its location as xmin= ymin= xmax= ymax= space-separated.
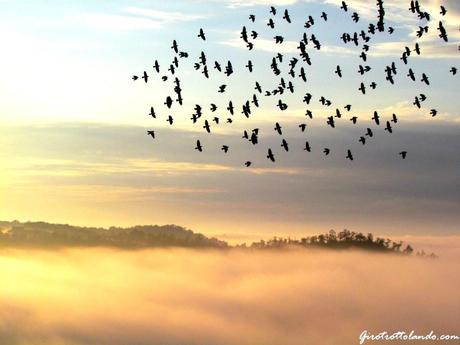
xmin=0 ymin=247 xmax=459 ymax=345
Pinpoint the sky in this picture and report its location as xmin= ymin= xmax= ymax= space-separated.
xmin=0 ymin=0 xmax=459 ymax=238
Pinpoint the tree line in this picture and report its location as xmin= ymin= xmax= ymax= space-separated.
xmin=0 ymin=221 xmax=437 ymax=257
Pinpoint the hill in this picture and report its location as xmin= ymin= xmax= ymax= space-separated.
xmin=0 ymin=221 xmax=436 ymax=257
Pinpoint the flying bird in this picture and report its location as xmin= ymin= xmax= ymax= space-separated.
xmin=142 ymin=71 xmax=149 ymax=83
xmin=440 ymin=6 xmax=447 ymax=16
xmin=203 ymin=120 xmax=211 ymax=133
xmin=153 ymin=60 xmax=160 ymax=73
xmin=274 ymin=122 xmax=283 ymax=135
xmin=283 ymin=9 xmax=291 ymax=23
xmin=335 ymin=65 xmax=342 ymax=78
xmin=195 ymin=140 xmax=203 ymax=152
xmin=346 ymin=150 xmax=353 ymax=161
xmin=267 ymin=149 xmax=275 ymax=162
xmin=384 ymin=121 xmax=393 ymax=133
xmin=149 ymin=107 xmax=156 ymax=118
xmin=198 ymin=28 xmax=206 ymax=41
xmin=281 ymin=139 xmax=289 ymax=152
xmin=372 ymin=111 xmax=380 ymax=125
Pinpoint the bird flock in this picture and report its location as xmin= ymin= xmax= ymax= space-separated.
xmin=133 ymin=0 xmax=457 ymax=167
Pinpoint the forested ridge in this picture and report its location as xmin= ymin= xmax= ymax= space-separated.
xmin=0 ymin=221 xmax=436 ymax=257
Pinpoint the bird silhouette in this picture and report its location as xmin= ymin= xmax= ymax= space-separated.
xmin=274 ymin=122 xmax=283 ymax=135
xmin=335 ymin=65 xmax=343 ymax=78
xmin=384 ymin=121 xmax=393 ymax=133
xmin=147 ymin=130 xmax=155 ymax=139
xmin=198 ymin=28 xmax=206 ymax=41
xmin=274 ymin=35 xmax=284 ymax=44
xmin=142 ymin=71 xmax=149 ymax=83
xmin=149 ymin=107 xmax=156 ymax=118
xmin=281 ymin=139 xmax=289 ymax=152
xmin=421 ymin=73 xmax=430 ymax=85
xmin=246 ymin=60 xmax=253 ymax=72
xmin=438 ymin=21 xmax=448 ymax=42
xmin=399 ymin=151 xmax=407 ymax=159
xmin=203 ymin=120 xmax=211 ymax=133
xmin=164 ymin=96 xmax=173 ymax=109
xmin=195 ymin=140 xmax=203 ymax=152
xmin=267 ymin=149 xmax=275 ymax=162
xmin=352 ymin=12 xmax=360 ymax=23
xmin=327 ymin=116 xmax=335 ymax=128
xmin=372 ymin=111 xmax=380 ymax=125
xmin=250 ymin=132 xmax=258 ymax=145
xmin=227 ymin=101 xmax=234 ymax=115
xmin=440 ymin=5 xmax=447 ymax=16
xmin=283 ymin=9 xmax=291 ymax=23
xmin=267 ymin=18 xmax=275 ymax=29
xmin=407 ymin=68 xmax=416 ymax=81
xmin=346 ymin=150 xmax=353 ymax=161
xmin=153 ymin=60 xmax=160 ymax=73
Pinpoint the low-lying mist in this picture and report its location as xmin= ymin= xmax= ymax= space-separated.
xmin=0 ymin=247 xmax=459 ymax=345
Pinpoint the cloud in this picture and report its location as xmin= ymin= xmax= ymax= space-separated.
xmin=220 ymin=36 xmax=356 ymax=55
xmin=369 ymin=40 xmax=460 ymax=59
xmin=2 ymin=122 xmax=460 ymax=234
xmin=79 ymin=7 xmax=206 ymax=30
xmin=225 ymin=0 xmax=298 ymax=8
xmin=0 ymin=248 xmax=459 ymax=345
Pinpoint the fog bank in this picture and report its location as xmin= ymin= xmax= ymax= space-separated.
xmin=0 ymin=247 xmax=459 ymax=345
